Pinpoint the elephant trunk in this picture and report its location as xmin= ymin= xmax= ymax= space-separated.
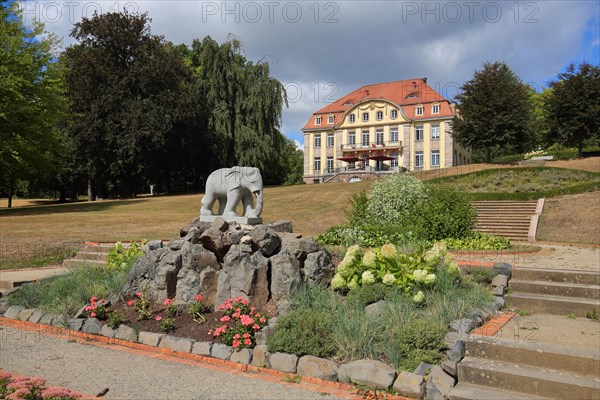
xmin=253 ymin=189 xmax=263 ymax=217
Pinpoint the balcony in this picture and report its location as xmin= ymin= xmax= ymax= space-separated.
xmin=341 ymin=141 xmax=402 ymax=151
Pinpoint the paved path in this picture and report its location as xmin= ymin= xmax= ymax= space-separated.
xmin=0 ymin=265 xmax=69 ymax=294
xmin=0 ymin=323 xmax=343 ymax=400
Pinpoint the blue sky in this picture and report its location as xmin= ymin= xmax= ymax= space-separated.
xmin=25 ymin=0 xmax=600 ymax=147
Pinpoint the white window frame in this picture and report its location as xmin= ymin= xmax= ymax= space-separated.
xmin=349 ymin=114 xmax=355 ymax=123
xmin=431 ymin=150 xmax=440 ymax=167
xmin=415 ymin=126 xmax=424 ymax=141
xmin=315 ymin=116 xmax=322 ymax=125
xmin=376 ymin=129 xmax=384 ymax=145
xmin=326 ymin=133 xmax=334 ymax=147
xmin=362 ymin=130 xmax=370 ymax=147
xmin=390 ymin=127 xmax=399 ymax=143
xmin=416 ymin=106 xmax=424 ymax=116
xmin=314 ymin=134 xmax=321 ymax=148
xmin=415 ymin=151 xmax=424 ymax=168
xmin=313 ymin=157 xmax=321 ymax=172
xmin=432 ymin=104 xmax=440 ymax=114
xmin=391 ymin=109 xmax=398 ymax=120
xmin=431 ymin=124 xmax=440 ymax=140
xmin=328 ymin=115 xmax=335 ymax=124
xmin=326 ymin=156 xmax=334 ymax=173
xmin=348 ymin=131 xmax=356 ymax=145
xmin=376 ymin=111 xmax=383 ymax=121
xmin=362 ymin=112 xmax=369 ymax=122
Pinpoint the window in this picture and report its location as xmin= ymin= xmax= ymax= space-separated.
xmin=431 ymin=124 xmax=440 ymax=140
xmin=328 ymin=115 xmax=335 ymax=124
xmin=376 ymin=111 xmax=383 ymax=121
xmin=327 ymin=133 xmax=334 ymax=147
xmin=315 ymin=116 xmax=322 ymax=125
xmin=376 ymin=129 xmax=384 ymax=145
xmin=326 ymin=156 xmax=334 ymax=173
xmin=348 ymin=131 xmax=356 ymax=145
xmin=431 ymin=150 xmax=440 ymax=167
xmin=362 ymin=130 xmax=370 ymax=147
xmin=349 ymin=114 xmax=355 ymax=123
xmin=390 ymin=127 xmax=399 ymax=143
xmin=362 ymin=112 xmax=369 ymax=122
xmin=415 ymin=126 xmax=424 ymax=141
xmin=390 ymin=153 xmax=398 ymax=167
xmin=415 ymin=151 xmax=424 ymax=168
xmin=313 ymin=157 xmax=321 ymax=172
xmin=416 ymin=105 xmax=423 ymax=116
xmin=391 ymin=109 xmax=398 ymax=120
xmin=314 ymin=134 xmax=321 ymax=148
xmin=432 ymin=104 xmax=440 ymax=114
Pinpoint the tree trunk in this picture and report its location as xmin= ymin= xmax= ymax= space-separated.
xmin=59 ymin=186 xmax=67 ymax=203
xmin=87 ymin=177 xmax=94 ymax=201
xmin=7 ymin=195 xmax=12 ymax=208
xmin=578 ymin=141 xmax=584 ymax=158
xmin=486 ymin=148 xmax=492 ymax=163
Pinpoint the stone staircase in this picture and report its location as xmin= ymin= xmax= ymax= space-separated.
xmin=505 ymin=267 xmax=600 ymax=317
xmin=450 ymin=335 xmax=600 ymax=399
xmin=472 ymin=200 xmax=542 ymax=242
xmin=63 ymin=243 xmax=110 ymax=268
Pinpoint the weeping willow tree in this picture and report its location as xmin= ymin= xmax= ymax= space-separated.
xmin=188 ymin=36 xmax=288 ymax=183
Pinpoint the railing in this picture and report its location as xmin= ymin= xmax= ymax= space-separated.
xmin=341 ymin=141 xmax=402 ymax=150
xmin=311 ymin=166 xmax=403 ymax=175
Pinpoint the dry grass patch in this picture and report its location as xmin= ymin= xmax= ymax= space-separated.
xmin=538 ymin=191 xmax=600 ymax=244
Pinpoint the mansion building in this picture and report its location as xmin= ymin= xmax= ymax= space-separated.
xmin=301 ymin=78 xmax=470 ymax=184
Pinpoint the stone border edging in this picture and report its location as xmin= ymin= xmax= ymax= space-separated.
xmin=0 ymin=317 xmax=412 ymax=400
xmin=528 ymin=198 xmax=545 ymax=242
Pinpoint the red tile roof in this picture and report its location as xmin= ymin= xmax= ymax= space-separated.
xmin=302 ymin=78 xmax=455 ymax=131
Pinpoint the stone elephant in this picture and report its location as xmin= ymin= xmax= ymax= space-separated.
xmin=200 ymin=166 xmax=263 ymax=219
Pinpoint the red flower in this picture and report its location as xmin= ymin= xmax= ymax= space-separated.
xmin=163 ymin=298 xmax=172 ymax=306
xmin=90 ymin=312 xmax=96 ymax=317
xmin=194 ymin=294 xmax=204 ymax=302
xmin=127 ymin=300 xmax=135 ymax=306
xmin=136 ymin=291 xmax=142 ymax=297
xmin=155 ymin=315 xmax=162 ymax=321
xmin=90 ymin=296 xmax=98 ymax=302
xmin=244 ymin=338 xmax=252 ymax=346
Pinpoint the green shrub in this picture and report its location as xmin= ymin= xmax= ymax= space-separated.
xmin=346 ymin=282 xmax=397 ymax=306
xmin=317 ymin=224 xmax=422 ymax=247
xmin=107 ymin=310 xmax=125 ymax=329
xmin=346 ymin=190 xmax=369 ymax=226
xmin=334 ymin=302 xmax=380 ymax=361
xmin=266 ymin=309 xmax=336 ymax=358
xmin=442 ymin=232 xmax=511 ymax=250
xmin=366 ymin=174 xmax=426 ymax=226
xmin=106 ymin=242 xmax=144 ymax=270
xmin=414 ymin=187 xmax=476 ymax=240
xmin=391 ymin=319 xmax=446 ymax=371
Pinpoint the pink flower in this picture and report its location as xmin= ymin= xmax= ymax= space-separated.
xmin=155 ymin=315 xmax=162 ymax=321
xmin=84 ymin=306 xmax=91 ymax=311
xmin=90 ymin=296 xmax=98 ymax=302
xmin=252 ymin=324 xmax=260 ymax=330
xmin=208 ymin=329 xmax=213 ymax=335
xmin=90 ymin=312 xmax=96 ymax=317
xmin=241 ymin=299 xmax=249 ymax=306
xmin=127 ymin=300 xmax=135 ymax=306
xmin=194 ymin=294 xmax=204 ymax=302
xmin=220 ymin=315 xmax=230 ymax=322
xmin=259 ymin=317 xmax=266 ymax=323
xmin=164 ymin=298 xmax=171 ymax=306
xmin=232 ymin=340 xmax=240 ymax=348
xmin=244 ymin=338 xmax=252 ymax=346
xmin=234 ymin=334 xmax=241 ymax=339
xmin=242 ymin=332 xmax=250 ymax=338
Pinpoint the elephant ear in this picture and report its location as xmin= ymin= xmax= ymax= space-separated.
xmin=225 ymin=169 xmax=242 ymax=191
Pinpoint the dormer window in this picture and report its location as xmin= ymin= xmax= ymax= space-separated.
xmin=432 ymin=104 xmax=440 ymax=114
xmin=416 ymin=105 xmax=424 ymax=116
xmin=376 ymin=111 xmax=383 ymax=121
xmin=349 ymin=114 xmax=355 ymax=123
xmin=362 ymin=112 xmax=369 ymax=122
xmin=315 ymin=116 xmax=322 ymax=125
xmin=391 ymin=109 xmax=398 ymax=120
xmin=328 ymin=115 xmax=335 ymax=124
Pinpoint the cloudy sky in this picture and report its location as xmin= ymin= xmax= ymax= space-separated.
xmin=25 ymin=0 xmax=600 ymax=146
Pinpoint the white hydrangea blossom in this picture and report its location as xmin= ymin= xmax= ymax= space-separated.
xmin=382 ymin=273 xmax=396 ymax=285
xmin=424 ymin=273 xmax=436 ymax=285
xmin=413 ymin=269 xmax=427 ymax=282
xmin=413 ymin=291 xmax=425 ymax=303
xmin=361 ymin=270 xmax=376 ymax=285
xmin=362 ymin=250 xmax=377 ymax=268
xmin=448 ymin=262 xmax=460 ymax=275
xmin=347 ymin=280 xmax=359 ymax=290
xmin=331 ymin=273 xmax=347 ymax=290
xmin=380 ymin=243 xmax=397 ymax=259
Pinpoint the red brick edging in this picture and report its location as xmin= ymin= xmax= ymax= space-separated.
xmin=471 ymin=311 xmax=517 ymax=336
xmin=0 ymin=317 xmax=413 ymax=400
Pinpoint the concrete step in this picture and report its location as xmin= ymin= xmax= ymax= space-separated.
xmin=449 ymin=382 xmax=544 ymax=400
xmin=512 ymin=268 xmax=600 ymax=286
xmin=74 ymin=251 xmax=108 ymax=261
xmin=458 ymin=356 xmax=600 ymax=399
xmin=63 ymin=258 xmax=107 ymax=268
xmin=475 ymin=224 xmax=530 ymax=229
xmin=465 ymin=336 xmax=600 ymax=377
xmin=505 ymin=292 xmax=600 ymax=317
xmin=475 ymin=215 xmax=533 ymax=220
xmin=509 ymin=279 xmax=600 ymax=299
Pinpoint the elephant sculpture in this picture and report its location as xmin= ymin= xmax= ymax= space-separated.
xmin=200 ymin=166 xmax=263 ymax=222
